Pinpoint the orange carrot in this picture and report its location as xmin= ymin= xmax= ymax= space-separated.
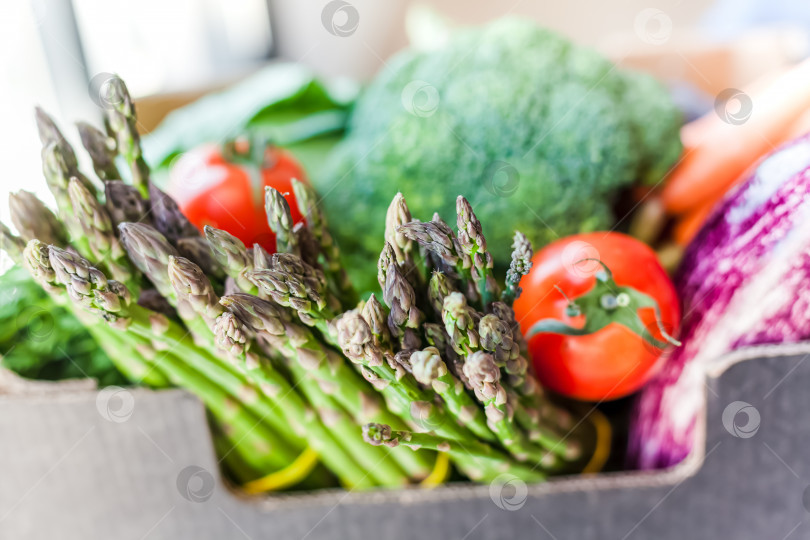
xmin=673 ymin=200 xmax=716 ymax=246
xmin=662 ymin=59 xmax=810 ymax=215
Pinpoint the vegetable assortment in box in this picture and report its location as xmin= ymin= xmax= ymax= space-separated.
xmin=629 ymin=132 xmax=810 ymax=470
xmin=0 ymin=75 xmax=626 ymax=492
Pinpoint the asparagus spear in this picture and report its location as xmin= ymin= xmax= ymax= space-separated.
xmin=501 ymin=231 xmax=533 ymax=306
xmin=264 ymin=187 xmax=298 ymax=256
xmin=361 ymin=294 xmax=393 ymax=350
xmin=213 ymin=311 xmax=377 ymax=489
xmin=220 ymin=292 xmax=433 ymax=480
xmin=35 ymin=109 xmax=97 ymax=198
xmin=384 ymin=193 xmax=422 ymax=292
xmin=290 ymin=178 xmax=355 ymax=306
xmin=8 ymin=190 xmax=67 ymax=246
xmin=104 ymin=180 xmax=150 ymax=227
xmin=423 ymin=322 xmax=470 ymax=390
xmin=0 ymin=223 xmax=25 ymax=264
xmin=397 ymin=217 xmax=477 ymax=302
xmin=409 ymin=346 xmax=496 ymax=442
xmin=245 ymin=261 xmax=336 ymax=328
xmin=363 ymin=423 xmax=546 ymax=483
xmin=76 ymin=121 xmax=121 ymax=181
xmin=380 ymin=243 xmax=424 ymax=350
xmin=252 ymin=243 xmax=272 ymax=270
xmin=148 ymin=183 xmax=200 ymax=244
xmin=293 ymin=222 xmax=320 ymax=269
xmin=456 ymin=196 xmax=499 ymax=306
xmin=68 ymin=178 xmax=134 ymax=287
xmin=427 ymin=270 xmax=456 ymax=318
xmin=40 ymin=242 xmax=307 ymax=452
xmin=204 ymin=225 xmax=255 ymax=292
xmin=176 ymin=237 xmax=225 ymax=280
xmin=118 ymin=222 xmax=178 ymax=298
xmin=103 ymin=76 xmax=150 ymax=197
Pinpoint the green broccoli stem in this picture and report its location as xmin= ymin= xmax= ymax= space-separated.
xmin=363 ymin=423 xmax=546 ymax=483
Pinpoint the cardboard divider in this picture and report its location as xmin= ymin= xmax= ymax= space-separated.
xmin=2 ymin=342 xmax=809 ymax=538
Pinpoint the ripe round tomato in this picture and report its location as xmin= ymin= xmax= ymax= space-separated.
xmin=166 ymin=141 xmax=306 ymax=253
xmin=513 ymin=232 xmax=680 ymax=401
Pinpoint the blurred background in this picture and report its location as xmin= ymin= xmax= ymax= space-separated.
xmin=2 ymin=0 xmax=810 ymax=273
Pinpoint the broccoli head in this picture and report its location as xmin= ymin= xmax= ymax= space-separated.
xmin=318 ymin=18 xmax=682 ymax=291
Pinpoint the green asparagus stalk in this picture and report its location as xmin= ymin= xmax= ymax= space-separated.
xmin=423 ymin=322 xmax=470 ymax=390
xmin=397 ymin=217 xmax=477 ymax=302
xmin=148 ymin=184 xmax=200 ymax=244
xmin=76 ymin=121 xmax=121 ymax=181
xmin=456 ymin=196 xmax=499 ymax=306
xmin=221 ymin=292 xmax=434 ymax=480
xmin=501 ymin=231 xmax=532 ymax=306
xmin=39 ymin=242 xmax=304 ymax=455
xmin=293 ymin=222 xmax=320 ymax=269
xmin=104 ymin=180 xmax=150 ymax=227
xmin=40 ymin=142 xmax=91 ymax=256
xmin=380 ymin=244 xmax=424 ymax=350
xmin=34 ymin=108 xmax=97 ymax=196
xmin=103 ymin=76 xmax=150 ymax=197
xmin=118 ymin=222 xmax=179 ymax=298
xmin=68 ymin=178 xmax=134 ymax=287
xmin=0 ymin=223 xmax=25 ymax=265
xmin=245 ymin=262 xmax=337 ymax=328
xmin=8 ymin=190 xmax=67 ymax=246
xmin=409 ymin=346 xmax=496 ymax=442
xmin=213 ymin=311 xmax=376 ymax=489
xmin=361 ymin=294 xmax=393 ymax=350
xmin=264 ymin=186 xmax=298 ymax=256
xmin=384 ymin=193 xmax=423 ymax=292
xmin=290 ymin=178 xmax=355 ymax=306
xmin=363 ymin=423 xmax=546 ymax=483
xmin=177 ymin=237 xmax=225 ymax=281
xmin=204 ymin=225 xmax=255 ymax=292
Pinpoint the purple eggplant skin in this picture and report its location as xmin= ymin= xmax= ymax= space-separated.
xmin=628 ymin=133 xmax=810 ymax=470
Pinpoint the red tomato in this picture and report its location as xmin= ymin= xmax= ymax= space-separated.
xmin=513 ymin=232 xmax=680 ymax=401
xmin=166 ymin=142 xmax=306 ymax=253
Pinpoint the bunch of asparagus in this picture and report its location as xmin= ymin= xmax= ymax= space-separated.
xmin=1 ymin=76 xmax=592 ymax=489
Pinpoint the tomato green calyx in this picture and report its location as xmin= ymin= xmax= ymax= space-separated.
xmin=526 ymin=259 xmax=681 ymax=350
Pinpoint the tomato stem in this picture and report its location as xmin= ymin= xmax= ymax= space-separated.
xmin=527 ymin=261 xmax=681 ymax=350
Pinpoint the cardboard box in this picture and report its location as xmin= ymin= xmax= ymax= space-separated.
xmin=2 ymin=342 xmax=808 ymax=538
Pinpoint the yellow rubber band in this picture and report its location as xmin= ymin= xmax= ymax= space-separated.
xmin=241 ymin=447 xmax=320 ymax=494
xmin=419 ymin=452 xmax=451 ymax=488
xmin=582 ymin=408 xmax=611 ymax=474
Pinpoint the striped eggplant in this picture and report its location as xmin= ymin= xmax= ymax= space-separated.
xmin=628 ymin=132 xmax=810 ymax=469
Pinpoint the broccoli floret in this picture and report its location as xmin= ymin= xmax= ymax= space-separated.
xmin=318 ymin=19 xmax=682 ymax=291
